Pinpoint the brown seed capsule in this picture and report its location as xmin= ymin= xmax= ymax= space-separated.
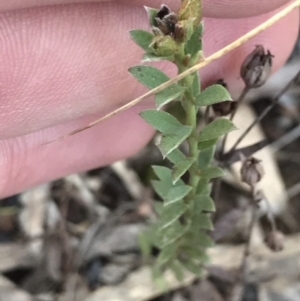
xmin=240 ymin=45 xmax=273 ymax=88
xmin=240 ymin=157 xmax=265 ymax=187
xmin=265 ymin=230 xmax=284 ymax=252
xmin=212 ymin=101 xmax=238 ymax=117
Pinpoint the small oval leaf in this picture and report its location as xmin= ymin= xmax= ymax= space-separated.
xmin=165 ymin=185 xmax=192 ymax=206
xmin=201 ymin=167 xmax=226 ymax=179
xmin=198 ymin=118 xmax=237 ymax=142
xmin=140 ymin=110 xmax=190 ymax=135
xmin=167 ymin=149 xmax=194 ymax=183
xmin=161 ymin=202 xmax=188 ymax=229
xmin=129 ymin=65 xmax=169 ymax=89
xmin=129 ymin=30 xmax=154 ymax=52
xmin=195 ymin=195 xmax=216 ymax=212
xmin=159 ymin=221 xmax=189 ymax=247
xmin=184 ymin=23 xmax=203 ymax=58
xmin=196 ymin=84 xmax=232 ymax=107
xmin=144 ymin=6 xmax=159 ymax=27
xmin=152 ymin=165 xmax=173 ymax=183
xmin=152 ymin=180 xmax=169 ymax=200
xmin=198 ymin=145 xmax=215 ymax=169
xmin=198 ymin=139 xmax=218 ymax=150
xmin=155 ymin=85 xmax=184 ymax=110
xmin=159 ymin=131 xmax=192 ymax=158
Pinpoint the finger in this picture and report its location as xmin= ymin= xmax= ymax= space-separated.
xmin=0 ymin=3 xmax=298 ymax=139
xmin=0 ymin=0 xmax=292 ymax=18
xmin=123 ymin=0 xmax=293 ymax=18
xmin=0 ymin=103 xmax=154 ymax=197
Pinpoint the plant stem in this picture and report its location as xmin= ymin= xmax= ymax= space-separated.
xmin=220 ymin=86 xmax=250 ymax=155
xmin=175 ymin=47 xmax=201 ymax=199
xmin=181 ymin=79 xmax=200 ymax=197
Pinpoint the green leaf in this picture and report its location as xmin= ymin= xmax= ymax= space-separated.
xmin=195 ymin=213 xmax=214 ymax=230
xmin=165 ymin=185 xmax=192 ymax=206
xmin=159 ymin=221 xmax=189 ymax=247
xmin=145 ymin=6 xmax=158 ymax=27
xmin=183 ymin=245 xmax=208 ymax=262
xmin=198 ymin=139 xmax=218 ymax=150
xmin=141 ymin=110 xmax=192 ymax=156
xmin=156 ymin=244 xmax=177 ymax=267
xmin=196 ymin=84 xmax=232 ymax=106
xmin=198 ymin=145 xmax=215 ymax=169
xmin=172 ymin=159 xmax=194 ymax=184
xmin=180 ymin=258 xmax=203 ymax=277
xmin=152 ymin=166 xmax=186 ymax=200
xmin=152 ymin=165 xmax=184 ymax=186
xmin=152 ymin=165 xmax=173 ymax=183
xmin=140 ymin=110 xmax=191 ymax=135
xmin=161 ymin=202 xmax=187 ymax=229
xmin=139 ymin=230 xmax=152 ymax=260
xmin=129 ymin=30 xmax=154 ymax=52
xmin=178 ymin=0 xmax=202 ymax=27
xmin=155 ymin=84 xmax=184 ymax=110
xmin=129 ymin=65 xmax=169 ymax=89
xmin=166 ymin=101 xmax=187 ymax=125
xmin=201 ymin=167 xmax=226 ymax=179
xmin=195 ymin=195 xmax=216 ymax=212
xmin=184 ymin=231 xmax=215 ymax=249
xmin=152 ymin=180 xmax=169 ymax=200
xmin=167 ymin=148 xmax=186 ymax=163
xmin=196 ymin=178 xmax=210 ymax=195
xmin=199 ymin=118 xmax=237 ymax=142
xmin=170 ymin=260 xmax=185 ymax=281
xmin=153 ymin=201 xmax=164 ymax=216
xmin=130 ymin=64 xmax=183 ymax=111
xmin=184 ymin=23 xmax=203 ymax=58
xmin=159 ymin=133 xmax=192 ymax=157
xmin=167 ymin=149 xmax=194 ymax=184
xmin=142 ymin=53 xmax=174 ymax=62
xmin=191 ymin=195 xmax=214 ymax=230
xmin=152 ymin=266 xmax=169 ymax=292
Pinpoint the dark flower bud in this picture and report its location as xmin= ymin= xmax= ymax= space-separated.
xmin=265 ymin=230 xmax=284 ymax=252
xmin=240 ymin=157 xmax=265 ymax=187
xmin=240 ymin=45 xmax=273 ymax=88
xmin=155 ymin=5 xmax=178 ymax=37
xmin=156 ymin=4 xmax=171 ymax=20
xmin=212 ymin=101 xmax=238 ymax=117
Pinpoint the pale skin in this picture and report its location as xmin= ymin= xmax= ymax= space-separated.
xmin=0 ymin=0 xmax=298 ymax=198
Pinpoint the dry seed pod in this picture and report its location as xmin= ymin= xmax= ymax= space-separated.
xmin=240 ymin=157 xmax=265 ymax=187
xmin=265 ymin=230 xmax=284 ymax=252
xmin=240 ymin=45 xmax=273 ymax=88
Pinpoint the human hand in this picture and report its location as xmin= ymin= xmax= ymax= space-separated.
xmin=0 ymin=0 xmax=298 ymax=197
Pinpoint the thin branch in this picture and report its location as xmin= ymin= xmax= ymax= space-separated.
xmin=228 ymin=69 xmax=300 ymax=154
xmin=240 ymin=200 xmax=257 ymax=277
xmin=46 ymin=0 xmax=300 ymax=143
xmin=270 ymin=123 xmax=300 ymax=153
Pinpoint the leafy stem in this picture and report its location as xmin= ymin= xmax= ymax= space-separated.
xmin=127 ymin=1 xmax=238 ymax=281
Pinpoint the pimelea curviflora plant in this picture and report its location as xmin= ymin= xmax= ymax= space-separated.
xmin=128 ymin=0 xmax=237 ymax=281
